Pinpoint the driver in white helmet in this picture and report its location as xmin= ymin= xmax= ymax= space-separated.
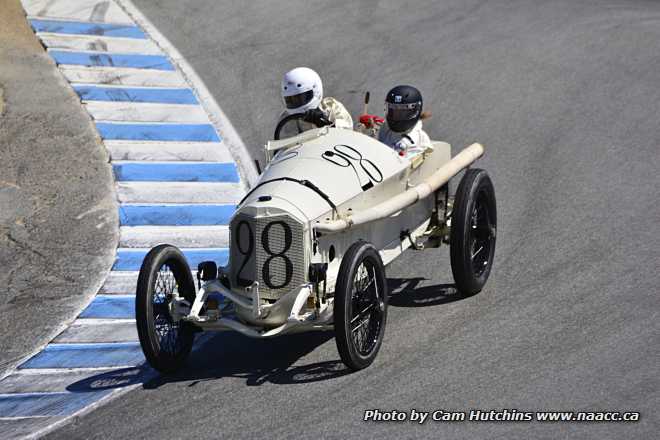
xmin=277 ymin=67 xmax=353 ymax=138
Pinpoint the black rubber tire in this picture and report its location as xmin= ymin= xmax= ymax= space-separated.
xmin=135 ymin=244 xmax=196 ymax=373
xmin=450 ymin=168 xmax=497 ymax=295
xmin=334 ymin=241 xmax=388 ymax=371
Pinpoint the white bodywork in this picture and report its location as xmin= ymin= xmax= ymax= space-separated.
xmin=182 ymin=127 xmax=483 ymax=336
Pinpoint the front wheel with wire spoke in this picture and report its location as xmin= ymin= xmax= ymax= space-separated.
xmin=450 ymin=168 xmax=497 ymax=295
xmin=334 ymin=241 xmax=388 ymax=371
xmin=136 ymin=244 xmax=196 ymax=373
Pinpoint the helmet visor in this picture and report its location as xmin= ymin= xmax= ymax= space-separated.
xmin=284 ymin=90 xmax=314 ymax=109
xmin=386 ymin=102 xmax=421 ymax=122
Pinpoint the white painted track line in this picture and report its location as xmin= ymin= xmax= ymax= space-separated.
xmin=54 ymin=320 xmax=138 ymax=343
xmin=60 ymin=66 xmax=187 ymax=86
xmin=84 ymin=102 xmax=209 ymax=123
xmin=99 ymin=270 xmax=198 ymax=294
xmin=99 ymin=271 xmax=140 ymax=294
xmin=23 ymin=0 xmax=133 ymax=24
xmin=104 ymin=140 xmax=234 ymax=162
xmin=0 ymin=416 xmax=53 ymax=421
xmin=37 ymin=33 xmax=162 ymax=54
xmin=116 ymin=181 xmax=243 ymax=203
xmin=120 ymin=225 xmax=229 ymax=248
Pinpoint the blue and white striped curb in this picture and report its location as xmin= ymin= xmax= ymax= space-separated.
xmin=0 ymin=0 xmax=254 ymax=437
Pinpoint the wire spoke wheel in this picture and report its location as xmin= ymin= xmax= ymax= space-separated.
xmin=469 ymin=191 xmax=496 ymax=277
xmin=335 ymin=241 xmax=388 ymax=371
xmin=136 ymin=245 xmax=196 ymax=373
xmin=349 ymin=263 xmax=382 ymax=356
xmin=450 ymin=169 xmax=497 ymax=295
xmin=151 ymin=264 xmax=184 ymax=357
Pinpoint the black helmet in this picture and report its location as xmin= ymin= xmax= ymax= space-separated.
xmin=385 ymin=85 xmax=423 ymax=133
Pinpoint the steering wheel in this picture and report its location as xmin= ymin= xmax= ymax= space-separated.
xmin=273 ymin=112 xmax=332 ymax=140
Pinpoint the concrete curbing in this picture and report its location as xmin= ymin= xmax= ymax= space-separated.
xmin=116 ymin=0 xmax=259 ymax=189
xmin=0 ymin=0 xmax=118 ymax=383
xmin=0 ymin=0 xmax=254 ymax=437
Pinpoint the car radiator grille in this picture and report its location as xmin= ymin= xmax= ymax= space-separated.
xmin=229 ymin=213 xmax=306 ymax=300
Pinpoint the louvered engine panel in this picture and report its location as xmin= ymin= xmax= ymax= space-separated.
xmin=229 ymin=213 xmax=306 ymax=300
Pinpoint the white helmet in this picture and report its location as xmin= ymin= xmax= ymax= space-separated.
xmin=281 ymin=67 xmax=323 ymax=115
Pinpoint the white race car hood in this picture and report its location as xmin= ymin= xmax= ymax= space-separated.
xmin=238 ymin=128 xmax=410 ymax=222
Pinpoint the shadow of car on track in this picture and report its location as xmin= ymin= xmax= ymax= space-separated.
xmin=66 ymin=366 xmax=154 ymax=393
xmin=65 ymin=278 xmax=478 ymax=392
xmin=142 ymin=330 xmax=350 ymax=388
xmin=387 ymin=277 xmax=478 ymax=307
xmin=65 ymin=331 xmax=347 ymax=393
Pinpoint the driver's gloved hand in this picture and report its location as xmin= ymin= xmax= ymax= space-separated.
xmin=303 ymin=108 xmax=331 ymax=126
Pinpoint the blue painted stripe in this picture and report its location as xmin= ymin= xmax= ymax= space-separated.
xmin=96 ymin=123 xmax=220 ymax=141
xmin=49 ymin=51 xmax=174 ymax=70
xmin=80 ymin=295 xmax=134 ymax=319
xmin=19 ymin=343 xmax=144 ymax=369
xmin=0 ymin=391 xmax=112 ymax=417
xmin=119 ymin=204 xmax=236 ymax=226
xmin=29 ymin=19 xmax=147 ymax=39
xmin=113 ymin=248 xmax=229 ymax=271
xmin=73 ymin=85 xmax=198 ymax=104
xmin=113 ymin=162 xmax=239 ymax=182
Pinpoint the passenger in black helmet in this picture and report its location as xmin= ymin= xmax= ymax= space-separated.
xmin=378 ymin=85 xmax=432 ymax=158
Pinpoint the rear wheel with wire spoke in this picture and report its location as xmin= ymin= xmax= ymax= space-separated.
xmin=136 ymin=244 xmax=196 ymax=373
xmin=450 ymin=169 xmax=497 ymax=295
xmin=334 ymin=241 xmax=388 ymax=371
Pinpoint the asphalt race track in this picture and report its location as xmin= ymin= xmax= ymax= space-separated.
xmin=47 ymin=0 xmax=658 ymax=438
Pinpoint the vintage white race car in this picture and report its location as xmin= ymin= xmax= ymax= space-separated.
xmin=135 ymin=113 xmax=496 ymax=372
